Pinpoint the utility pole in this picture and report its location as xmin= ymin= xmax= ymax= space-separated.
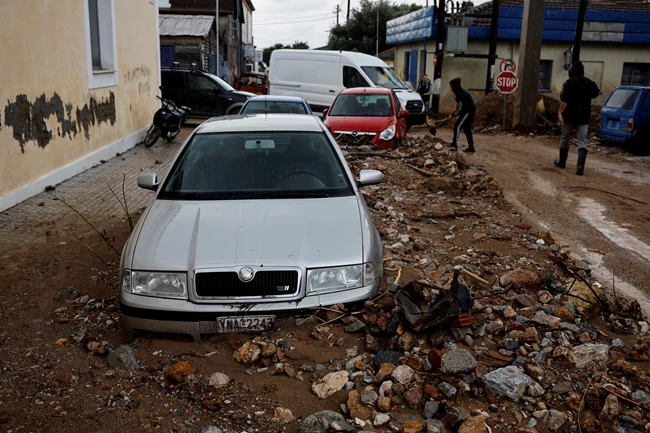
xmin=376 ymin=2 xmax=379 ymax=56
xmin=347 ymin=0 xmax=351 ymax=21
xmin=336 ymin=4 xmax=341 ymax=26
xmin=432 ymin=0 xmax=445 ymax=116
xmin=572 ymin=0 xmax=589 ymax=63
xmin=484 ymin=0 xmax=500 ymax=95
xmin=512 ymin=0 xmax=544 ymax=127
xmin=216 ymin=0 xmax=219 ymax=78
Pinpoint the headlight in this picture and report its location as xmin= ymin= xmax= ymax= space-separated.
xmin=123 ymin=270 xmax=187 ymax=299
xmin=379 ymin=125 xmax=396 ymax=141
xmin=307 ymin=263 xmax=376 ymax=294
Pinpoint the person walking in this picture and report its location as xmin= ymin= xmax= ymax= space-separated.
xmin=554 ymin=61 xmax=600 ymax=175
xmin=448 ymin=77 xmax=476 ymax=152
xmin=416 ymin=74 xmax=433 ymax=115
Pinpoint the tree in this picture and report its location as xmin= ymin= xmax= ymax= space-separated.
xmin=327 ymin=0 xmax=420 ymax=55
xmin=262 ymin=41 xmax=310 ymax=64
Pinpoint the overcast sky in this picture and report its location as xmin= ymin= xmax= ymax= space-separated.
xmin=253 ymin=0 xmax=489 ymax=49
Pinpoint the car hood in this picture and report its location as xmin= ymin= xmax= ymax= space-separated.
xmin=324 ymin=116 xmax=394 ymax=133
xmin=131 ymin=196 xmax=363 ymax=271
xmin=230 ymin=90 xmax=255 ymax=99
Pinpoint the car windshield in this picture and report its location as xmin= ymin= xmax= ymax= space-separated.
xmin=361 ymin=66 xmax=407 ymax=89
xmin=158 ymin=131 xmax=353 ymax=200
xmin=605 ymin=89 xmax=639 ymax=110
xmin=242 ymin=101 xmax=307 ymax=114
xmin=329 ymin=94 xmax=393 ymax=117
xmin=204 ymin=73 xmax=235 ymax=92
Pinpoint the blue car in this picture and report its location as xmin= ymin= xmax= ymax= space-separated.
xmin=240 ymin=95 xmax=313 ymax=115
xmin=599 ymin=86 xmax=650 ymax=149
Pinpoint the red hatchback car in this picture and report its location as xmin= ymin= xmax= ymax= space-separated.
xmin=323 ymin=87 xmax=409 ymax=149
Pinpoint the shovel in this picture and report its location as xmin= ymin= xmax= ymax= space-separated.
xmin=429 ymin=116 xmax=452 ymax=137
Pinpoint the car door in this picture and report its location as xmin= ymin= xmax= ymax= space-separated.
xmin=637 ymin=90 xmax=650 ymax=130
xmin=161 ymin=71 xmax=187 ymax=107
xmin=187 ymin=72 xmax=223 ymax=116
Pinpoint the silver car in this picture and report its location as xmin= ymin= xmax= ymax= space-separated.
xmin=120 ymin=114 xmax=384 ymax=341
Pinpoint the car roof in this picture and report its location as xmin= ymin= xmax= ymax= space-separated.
xmin=614 ymin=86 xmax=650 ymax=91
xmin=340 ymin=87 xmax=392 ymax=95
xmin=195 ymin=114 xmax=323 ymax=133
xmin=247 ymin=95 xmax=306 ymax=103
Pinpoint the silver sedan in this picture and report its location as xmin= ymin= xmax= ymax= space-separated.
xmin=120 ymin=114 xmax=384 ymax=341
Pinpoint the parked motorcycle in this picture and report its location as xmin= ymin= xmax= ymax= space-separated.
xmin=144 ymin=90 xmax=190 ymax=148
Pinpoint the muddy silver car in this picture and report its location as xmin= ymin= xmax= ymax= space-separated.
xmin=120 ymin=114 xmax=383 ymax=341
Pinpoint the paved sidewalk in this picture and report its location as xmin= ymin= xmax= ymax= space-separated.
xmin=0 ymin=129 xmax=191 ymax=245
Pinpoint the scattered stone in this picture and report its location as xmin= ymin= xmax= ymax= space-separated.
xmin=208 ymin=372 xmax=230 ymax=388
xmin=299 ymin=411 xmax=345 ymax=433
xmin=347 ymin=389 xmax=372 ymax=420
xmin=379 ymin=380 xmax=393 ymax=397
xmin=486 ymin=319 xmax=504 ymax=333
xmin=375 ymin=363 xmax=396 ymax=383
xmin=375 ymin=350 xmax=403 ymax=367
xmin=543 ymin=409 xmax=569 ymax=432
xmin=500 ymin=269 xmax=541 ymax=289
xmin=427 ymin=419 xmax=445 ymax=433
xmin=569 ymin=344 xmax=609 ymax=369
xmin=458 ymin=416 xmax=488 ymax=433
xmin=165 ymin=361 xmax=195 ymax=383
xmin=484 ymin=366 xmax=533 ymax=401
xmin=601 ymin=394 xmax=619 ymax=420
xmin=527 ymin=382 xmax=545 ymax=397
xmin=274 ymin=407 xmax=295 ymax=423
xmin=403 ymin=420 xmax=426 ymax=433
xmin=233 ymin=341 xmax=261 ymax=363
xmin=440 ymin=349 xmax=477 ymax=374
xmin=503 ymin=307 xmax=517 ymax=319
xmin=423 ymin=401 xmax=440 ymax=419
xmin=438 ymin=382 xmax=458 ymax=398
xmin=374 ymin=413 xmax=391 ymax=426
xmin=106 ymin=345 xmax=138 ymax=370
xmin=200 ymin=426 xmax=223 ymax=433
xmin=312 ymin=371 xmax=349 ymax=398
xmin=631 ymin=390 xmax=650 ymax=405
xmin=330 ymin=420 xmax=356 ymax=433
xmin=377 ymin=396 xmax=392 ymax=411
xmin=54 ymin=287 xmax=81 ymax=301
xmin=443 ymin=406 xmax=470 ymax=430
xmin=515 ymin=294 xmax=537 ymax=308
xmin=359 ymin=389 xmax=378 ymax=406
xmin=552 ymin=381 xmax=573 ymax=395
xmin=344 ymin=320 xmax=366 ymax=333
xmin=399 ymin=332 xmax=417 ymax=351
xmin=552 ymin=306 xmax=574 ymax=322
xmin=391 ymin=365 xmax=415 ymax=385
xmin=405 ymin=384 xmax=423 ymax=408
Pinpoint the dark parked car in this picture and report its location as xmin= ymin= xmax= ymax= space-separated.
xmin=161 ymin=66 xmax=253 ymax=117
xmin=599 ymin=86 xmax=650 ymax=150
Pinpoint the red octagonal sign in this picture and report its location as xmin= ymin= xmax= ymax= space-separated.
xmin=496 ymin=70 xmax=519 ymax=94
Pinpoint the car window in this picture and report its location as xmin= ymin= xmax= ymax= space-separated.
xmin=162 ymin=72 xmax=185 ymax=89
xmin=158 ymin=131 xmax=353 ymax=200
xmin=241 ymin=101 xmax=308 ymax=114
xmin=204 ymin=73 xmax=235 ymax=92
xmin=361 ymin=66 xmax=407 ymax=89
xmin=644 ymin=92 xmax=650 ymax=111
xmin=605 ymin=89 xmax=639 ymax=110
xmin=329 ymin=94 xmax=392 ymax=117
xmin=343 ymin=66 xmax=369 ymax=88
xmin=392 ymin=92 xmax=401 ymax=112
xmin=188 ymin=74 xmax=219 ymax=91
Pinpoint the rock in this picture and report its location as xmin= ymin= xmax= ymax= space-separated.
xmin=165 ymin=361 xmax=195 ymax=383
xmin=399 ymin=332 xmax=417 ymax=351
xmin=200 ymin=426 xmax=223 ymax=433
xmin=569 ymin=344 xmax=609 ymax=369
xmin=330 ymin=420 xmax=356 ymax=432
xmin=522 ymin=327 xmax=539 ymax=343
xmin=620 ymin=415 xmax=641 ymax=429
xmin=458 ymin=416 xmax=488 ymax=433
xmin=612 ymin=338 xmax=624 ymax=347
xmin=601 ymin=394 xmax=619 ymax=420
xmin=515 ymin=294 xmax=537 ymax=308
xmin=233 ymin=342 xmax=261 ymax=363
xmin=617 ymin=428 xmax=642 ymax=433
xmin=274 ymin=407 xmax=295 ymax=423
xmin=630 ymin=390 xmax=650 ymax=405
xmin=552 ymin=306 xmax=574 ymax=322
xmin=106 ymin=345 xmax=138 ymax=370
xmin=345 ymin=320 xmax=366 ymax=333
xmin=486 ymin=320 xmax=504 ymax=333
xmin=423 ymin=401 xmax=440 ymax=419
xmin=404 ymin=420 xmax=426 ymax=433
xmin=391 ymin=365 xmax=415 ymax=385
xmin=299 ymin=411 xmax=345 ymax=433
xmin=443 ymin=407 xmax=470 ymax=430
xmin=568 ymin=282 xmax=600 ymax=317
xmin=375 ymin=350 xmax=402 ymax=367
xmin=379 ymin=380 xmax=393 ymax=397
xmin=208 ymin=372 xmax=230 ymax=388
xmin=312 ymin=371 xmax=349 ymax=398
xmin=544 ymin=409 xmax=569 ymax=432
xmin=54 ymin=287 xmax=81 ymax=301
xmin=527 ymin=382 xmax=545 ymax=397
xmin=440 ymin=349 xmax=477 ymax=374
xmin=374 ymin=413 xmax=391 ymax=426
xmin=347 ymin=390 xmax=372 ymax=420
xmin=484 ymin=366 xmax=533 ymax=401
xmin=261 ymin=342 xmax=277 ymax=357
xmin=377 ymin=396 xmax=392 ymax=411
xmin=501 ymin=269 xmax=541 ymax=289
xmin=438 ymin=382 xmax=457 ymax=398
xmin=405 ymin=384 xmax=423 ymax=408
xmin=552 ymin=381 xmax=573 ymax=395
xmin=503 ymin=307 xmax=517 ymax=319
xmin=375 ymin=363 xmax=396 ymax=383
xmin=427 ymin=419 xmax=445 ymax=433
xmin=504 ymin=339 xmax=520 ymax=351
xmin=360 ymin=389 xmax=378 ymax=406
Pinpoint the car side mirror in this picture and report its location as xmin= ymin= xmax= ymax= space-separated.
xmin=399 ymin=109 xmax=409 ymax=118
xmin=323 ymin=108 xmax=329 ymax=118
xmin=137 ymin=173 xmax=159 ymax=191
xmin=358 ymin=169 xmax=383 ymax=186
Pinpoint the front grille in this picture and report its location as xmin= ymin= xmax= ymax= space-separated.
xmin=405 ymin=100 xmax=423 ymax=114
xmin=195 ymin=270 xmax=299 ymax=298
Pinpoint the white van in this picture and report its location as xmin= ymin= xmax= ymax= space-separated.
xmin=269 ymin=50 xmax=425 ymax=126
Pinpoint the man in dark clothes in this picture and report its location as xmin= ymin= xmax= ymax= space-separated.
xmin=555 ymin=61 xmax=600 ymax=175
xmin=416 ymin=74 xmax=433 ymax=114
xmin=448 ymin=78 xmax=476 ymax=152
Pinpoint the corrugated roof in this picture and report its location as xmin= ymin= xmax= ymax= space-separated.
xmin=159 ymin=14 xmax=214 ymax=37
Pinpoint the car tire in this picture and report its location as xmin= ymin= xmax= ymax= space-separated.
xmin=144 ymin=124 xmax=162 ymax=148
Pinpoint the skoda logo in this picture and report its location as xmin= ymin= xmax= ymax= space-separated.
xmin=238 ymin=267 xmax=255 ymax=282
xmin=351 ymin=130 xmax=359 ymax=137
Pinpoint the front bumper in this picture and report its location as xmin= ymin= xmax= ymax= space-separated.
xmin=120 ymin=281 xmax=379 ymax=341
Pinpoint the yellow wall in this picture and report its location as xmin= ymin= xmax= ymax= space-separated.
xmin=394 ymin=39 xmax=649 ymax=114
xmin=0 ymin=0 xmax=159 ymax=201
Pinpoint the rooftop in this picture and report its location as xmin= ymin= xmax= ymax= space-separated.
xmin=159 ymin=14 xmax=214 ymax=37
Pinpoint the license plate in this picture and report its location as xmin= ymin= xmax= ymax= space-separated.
xmin=215 ymin=316 xmax=275 ymax=334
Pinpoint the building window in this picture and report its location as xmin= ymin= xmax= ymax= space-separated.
xmin=621 ymin=63 xmax=650 ymax=86
xmin=84 ymin=0 xmax=117 ymax=89
xmin=538 ymin=60 xmax=552 ymax=91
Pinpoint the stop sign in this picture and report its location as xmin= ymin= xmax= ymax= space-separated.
xmin=496 ymin=70 xmax=518 ymax=94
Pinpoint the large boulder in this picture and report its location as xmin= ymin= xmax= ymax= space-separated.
xmin=299 ymin=411 xmax=346 ymax=433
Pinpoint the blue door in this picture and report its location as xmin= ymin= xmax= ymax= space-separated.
xmin=409 ymin=49 xmax=419 ymax=87
xmin=160 ymin=45 xmax=176 ymax=68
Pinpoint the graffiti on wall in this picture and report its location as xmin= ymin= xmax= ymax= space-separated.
xmin=2 ymin=92 xmax=116 ymax=153
xmin=125 ymin=65 xmax=151 ymax=96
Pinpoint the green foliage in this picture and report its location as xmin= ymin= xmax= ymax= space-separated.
xmin=262 ymin=41 xmax=310 ymax=64
xmin=328 ymin=0 xmax=421 ymax=55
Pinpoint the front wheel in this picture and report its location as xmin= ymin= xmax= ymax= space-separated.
xmin=144 ymin=124 xmax=162 ymax=148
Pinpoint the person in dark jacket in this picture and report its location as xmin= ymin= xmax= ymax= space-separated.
xmin=416 ymin=74 xmax=433 ymax=114
xmin=448 ymin=77 xmax=476 ymax=152
xmin=555 ymin=61 xmax=600 ymax=175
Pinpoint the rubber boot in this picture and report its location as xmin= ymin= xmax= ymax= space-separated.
xmin=554 ymin=148 xmax=568 ymax=168
xmin=463 ymin=146 xmax=475 ymax=153
xmin=576 ymin=148 xmax=588 ymax=175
